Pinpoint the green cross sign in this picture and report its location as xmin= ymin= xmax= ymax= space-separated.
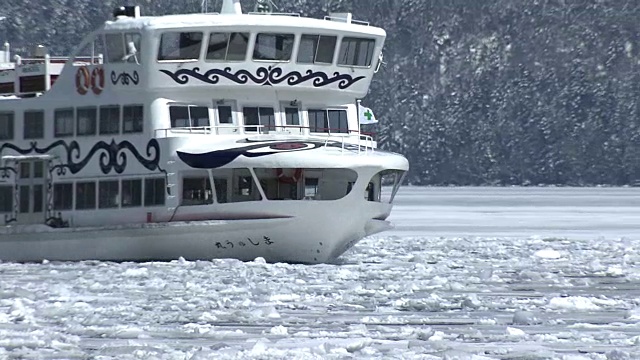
xmin=364 ymin=110 xmax=373 ymax=121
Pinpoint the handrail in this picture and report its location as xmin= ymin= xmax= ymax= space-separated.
xmin=248 ymin=12 xmax=300 ymax=17
xmin=154 ymin=124 xmax=376 ymax=154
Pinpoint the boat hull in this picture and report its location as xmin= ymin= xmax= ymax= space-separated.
xmin=0 ymin=201 xmax=393 ymax=264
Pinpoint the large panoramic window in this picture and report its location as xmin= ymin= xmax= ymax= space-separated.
xmin=0 ymin=112 xmax=14 ymax=140
xmin=24 ymin=110 xmax=44 ymax=139
xmin=158 ymin=32 xmax=203 ymax=61
xmin=169 ymin=105 xmax=209 ymax=128
xmin=54 ymin=108 xmax=74 ymax=137
xmin=206 ymin=32 xmax=249 ymax=61
xmin=338 ymin=37 xmax=375 ymax=67
xmin=123 ymin=104 xmax=144 ymax=133
xmin=253 ymin=33 xmax=294 ymax=61
xmin=298 ymin=35 xmax=337 ymax=64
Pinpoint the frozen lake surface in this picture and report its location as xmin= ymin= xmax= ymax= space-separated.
xmin=1 ymin=187 xmax=639 ymax=359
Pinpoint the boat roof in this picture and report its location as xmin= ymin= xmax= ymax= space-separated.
xmin=102 ymin=13 xmax=386 ymax=37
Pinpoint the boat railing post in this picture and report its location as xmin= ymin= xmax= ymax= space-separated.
xmin=44 ymin=53 xmax=51 ymax=91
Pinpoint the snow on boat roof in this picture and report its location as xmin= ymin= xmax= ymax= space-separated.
xmin=103 ymin=13 xmax=386 ymax=37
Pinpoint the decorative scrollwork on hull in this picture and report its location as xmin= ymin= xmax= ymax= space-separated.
xmin=110 ymin=70 xmax=140 ymax=85
xmin=159 ymin=66 xmax=366 ymax=89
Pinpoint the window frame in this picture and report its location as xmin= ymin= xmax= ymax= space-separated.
xmin=253 ymin=33 xmax=295 ymax=62
xmin=0 ymin=111 xmax=14 ymax=140
xmin=23 ymin=110 xmax=44 ymax=139
xmin=121 ymin=179 xmax=142 ymax=208
xmin=0 ymin=185 xmax=12 ymax=212
xmin=123 ymin=104 xmax=144 ymax=133
xmin=157 ymin=31 xmax=204 ymax=62
xmin=75 ymin=181 xmax=96 ymax=210
xmin=144 ymin=177 xmax=166 ymax=207
xmin=297 ymin=34 xmax=337 ymax=65
xmin=99 ymin=105 xmax=121 ymax=135
xmin=169 ymin=104 xmax=210 ymax=128
xmin=337 ymin=37 xmax=376 ymax=68
xmin=53 ymin=183 xmax=73 ymax=211
xmin=76 ymin=106 xmax=97 ymax=136
xmin=205 ymin=32 xmax=250 ymax=62
xmin=307 ymin=108 xmax=349 ymax=134
xmin=54 ymin=108 xmax=74 ymax=137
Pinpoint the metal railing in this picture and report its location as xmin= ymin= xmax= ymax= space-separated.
xmin=154 ymin=124 xmax=376 ymax=153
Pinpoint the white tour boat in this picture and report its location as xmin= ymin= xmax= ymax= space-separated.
xmin=0 ymin=0 xmax=408 ymax=263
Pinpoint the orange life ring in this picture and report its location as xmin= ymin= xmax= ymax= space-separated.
xmin=75 ymin=66 xmax=90 ymax=95
xmin=91 ymin=67 xmax=105 ymax=95
xmin=276 ymin=168 xmax=303 ymax=184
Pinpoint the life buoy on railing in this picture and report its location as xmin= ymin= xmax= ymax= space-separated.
xmin=276 ymin=168 xmax=303 ymax=184
xmin=75 ymin=66 xmax=90 ymax=95
xmin=91 ymin=67 xmax=105 ymax=95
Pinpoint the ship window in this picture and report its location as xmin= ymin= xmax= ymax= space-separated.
xmin=170 ymin=105 xmax=209 ymax=128
xmin=77 ymin=107 xmax=97 ymax=136
xmin=74 ymin=34 xmax=106 ymax=65
xmin=298 ymin=35 xmax=336 ymax=64
xmin=308 ymin=109 xmax=327 ymax=133
xmin=124 ymin=33 xmax=141 ymax=64
xmin=54 ymin=108 xmax=74 ymax=137
xmin=98 ymin=180 xmax=119 ymax=209
xmin=158 ymin=32 xmax=203 ymax=61
xmin=217 ymin=105 xmax=233 ymax=124
xmin=23 ymin=111 xmax=44 ymax=139
xmin=0 ymin=186 xmax=12 ymax=212
xmin=242 ymin=107 xmax=275 ymax=133
xmin=182 ymin=177 xmax=213 ymax=206
xmin=206 ymin=32 xmax=249 ymax=61
xmin=338 ymin=37 xmax=375 ymax=67
xmin=144 ymin=177 xmax=165 ymax=206
xmin=123 ymin=104 xmax=144 ymax=133
xmin=214 ymin=178 xmax=228 ymax=203
xmin=284 ymin=107 xmax=300 ymax=126
xmin=105 ymin=33 xmax=126 ymax=63
xmin=0 ymin=112 xmax=14 ymax=140
xmin=308 ymin=109 xmax=348 ymax=133
xmin=75 ymin=181 xmax=96 ymax=210
xmin=121 ymin=179 xmax=142 ymax=207
xmin=304 ymin=178 xmax=318 ymax=199
xmin=53 ymin=183 xmax=73 ymax=210
xmin=253 ymin=33 xmax=294 ymax=61
xmin=99 ymin=105 xmax=121 ymax=135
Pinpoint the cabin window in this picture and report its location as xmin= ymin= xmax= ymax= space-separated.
xmin=182 ymin=177 xmax=213 ymax=206
xmin=105 ymin=33 xmax=126 ymax=63
xmin=124 ymin=33 xmax=141 ymax=63
xmin=74 ymin=34 xmax=106 ymax=65
xmin=0 ymin=112 xmax=14 ymax=140
xmin=214 ymin=178 xmax=228 ymax=203
xmin=242 ymin=107 xmax=275 ymax=133
xmin=144 ymin=178 xmax=165 ymax=206
xmin=206 ymin=32 xmax=249 ymax=61
xmin=99 ymin=105 xmax=120 ymax=135
xmin=0 ymin=186 xmax=12 ymax=212
xmin=121 ymin=179 xmax=142 ymax=207
xmin=75 ymin=181 xmax=96 ymax=210
xmin=308 ymin=109 xmax=348 ymax=133
xmin=98 ymin=180 xmax=119 ymax=209
xmin=54 ymin=108 xmax=74 ymax=137
xmin=123 ymin=105 xmax=144 ymax=133
xmin=253 ymin=33 xmax=295 ymax=61
xmin=217 ymin=105 xmax=233 ymax=124
xmin=169 ymin=105 xmax=209 ymax=128
xmin=298 ymin=35 xmax=337 ymax=64
xmin=23 ymin=111 xmax=44 ymax=139
xmin=77 ymin=107 xmax=97 ymax=136
xmin=158 ymin=32 xmax=203 ymax=61
xmin=53 ymin=183 xmax=73 ymax=210
xmin=284 ymin=107 xmax=300 ymax=127
xmin=338 ymin=37 xmax=375 ymax=67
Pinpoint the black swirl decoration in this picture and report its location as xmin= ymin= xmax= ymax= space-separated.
xmin=159 ymin=66 xmax=366 ymax=90
xmin=0 ymin=139 xmax=164 ymax=176
xmin=111 ymin=70 xmax=140 ymax=85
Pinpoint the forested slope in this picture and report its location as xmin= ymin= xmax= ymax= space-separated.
xmin=2 ymin=0 xmax=639 ymax=185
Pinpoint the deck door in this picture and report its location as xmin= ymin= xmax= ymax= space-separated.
xmin=16 ymin=160 xmax=47 ymax=224
xmin=279 ymin=101 xmax=303 ymax=134
xmin=213 ymin=100 xmax=238 ymax=135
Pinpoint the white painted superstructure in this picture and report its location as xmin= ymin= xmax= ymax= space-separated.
xmin=0 ymin=1 xmax=408 ymax=263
